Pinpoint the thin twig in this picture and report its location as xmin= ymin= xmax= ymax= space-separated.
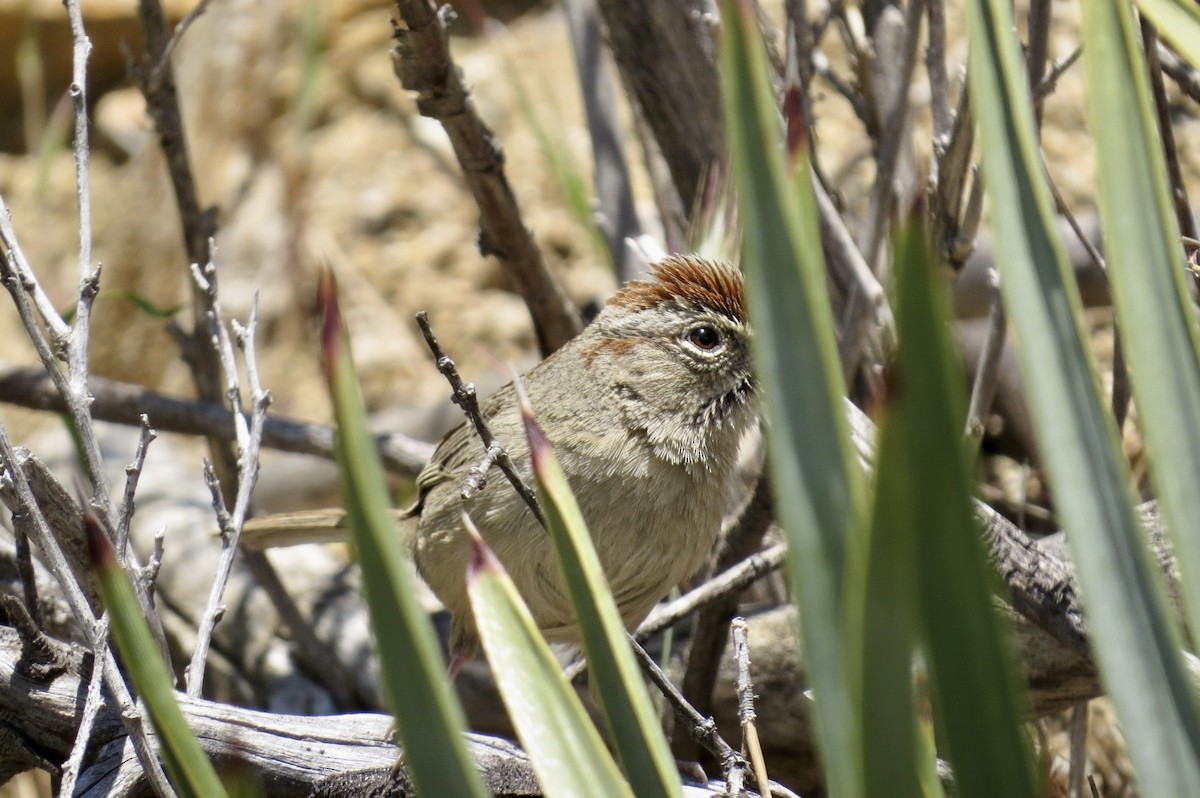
xmin=1158 ymin=41 xmax=1200 ymax=105
xmin=58 ymin=626 xmax=109 ymax=798
xmin=147 ymin=0 xmax=216 ymax=92
xmin=964 ymin=287 xmax=1007 ymax=449
xmin=629 ymin=635 xmax=749 ymax=790
xmin=392 ymin=0 xmax=581 ymax=355
xmin=861 ymin=0 xmax=925 ymax=276
xmin=117 ymin=416 xmax=156 ymax=561
xmin=14 ymin=527 xmax=41 ymax=629
xmin=0 ymin=423 xmax=175 ymax=798
xmin=676 ymin=476 xmax=773 ymax=759
xmin=188 ymin=279 xmax=271 ymax=697
xmin=0 ymin=364 xmax=434 ymax=476
xmin=415 ymin=311 xmax=545 ymax=526
xmin=1033 ymin=46 xmax=1082 ymax=103
xmin=1025 ymin=0 xmax=1053 ymax=125
xmin=925 ymin=0 xmax=952 ymax=143
xmin=0 ymin=201 xmax=166 ymax=656
xmin=732 ymin=618 xmax=771 ymax=798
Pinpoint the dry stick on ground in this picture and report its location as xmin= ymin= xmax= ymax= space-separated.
xmin=0 ymin=365 xmax=433 ymax=477
xmin=415 ymin=311 xmax=545 ymax=525
xmin=391 ymin=1 xmax=581 ymax=357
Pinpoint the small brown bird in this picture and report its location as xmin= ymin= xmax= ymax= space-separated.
xmin=244 ymin=255 xmax=758 ymax=672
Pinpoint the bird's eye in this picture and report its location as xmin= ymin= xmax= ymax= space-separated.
xmin=687 ymin=325 xmax=722 ymax=351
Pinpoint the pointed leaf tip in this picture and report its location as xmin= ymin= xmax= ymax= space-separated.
xmin=514 ymin=375 xmax=552 ymax=472
xmin=85 ymin=510 xmax=115 ymax=569
xmin=461 ymin=512 xmax=496 ymax=578
xmin=784 ymin=87 xmax=809 ymax=162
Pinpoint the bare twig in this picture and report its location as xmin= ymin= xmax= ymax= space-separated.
xmin=0 ymin=425 xmax=175 ymax=798
xmin=187 ymin=271 xmax=271 ymax=697
xmin=1033 ymin=46 xmax=1082 ymax=103
xmin=58 ymin=628 xmax=109 ymax=798
xmin=562 ymin=538 xmax=788 ymax=683
xmin=14 ymin=528 xmax=40 ymax=629
xmin=147 ymin=0 xmax=216 ymax=92
xmin=0 ymin=202 xmax=166 ymax=656
xmin=415 ymin=311 xmax=545 ymax=526
xmin=732 ymin=618 xmax=771 ymax=798
xmin=391 ymin=1 xmax=581 ymax=356
xmin=0 ymin=364 xmax=433 ymax=476
xmin=638 ymin=542 xmax=788 ymax=643
xmin=965 ymin=283 xmax=1008 ymax=449
xmin=925 ymin=0 xmax=953 ymax=143
xmin=1158 ymin=41 xmax=1200 ymax=105
xmin=1026 ymin=0 xmax=1053 ymax=124
xmin=861 ymin=0 xmax=924 ymax=276
xmin=629 ymin=635 xmax=749 ymax=790
xmin=116 ymin=417 xmax=156 ymax=561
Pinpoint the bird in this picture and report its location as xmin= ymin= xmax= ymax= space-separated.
xmin=243 ymin=255 xmax=759 ymax=674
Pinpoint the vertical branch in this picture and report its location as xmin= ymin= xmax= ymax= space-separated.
xmin=562 ymin=0 xmax=643 ymax=282
xmin=391 ymin=0 xmax=582 ymax=356
xmin=861 ymin=0 xmax=925 ymax=276
xmin=187 ymin=275 xmax=271 ymax=696
xmin=595 ymin=0 xmax=724 ymax=214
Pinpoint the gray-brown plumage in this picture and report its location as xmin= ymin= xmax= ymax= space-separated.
xmin=243 ymin=255 xmax=758 ymax=668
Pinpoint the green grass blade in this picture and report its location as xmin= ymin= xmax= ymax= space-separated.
xmin=966 ymin=0 xmax=1200 ymax=792
xmin=517 ymin=388 xmax=681 ymax=798
xmin=88 ymin=513 xmax=228 ymax=798
xmin=463 ymin=514 xmax=634 ymax=798
xmin=848 ymin=412 xmax=923 ymax=798
xmin=318 ymin=271 xmax=490 ymax=798
xmin=1137 ymin=0 xmax=1200 ymax=67
xmin=1086 ymin=0 xmax=1200 ymax=665
xmin=890 ymin=215 xmax=1038 ymax=797
xmin=720 ymin=1 xmax=866 ymax=795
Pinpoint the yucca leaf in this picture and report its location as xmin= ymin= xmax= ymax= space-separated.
xmin=88 ymin=513 xmax=228 ymax=798
xmin=516 ymin=385 xmax=681 ymax=797
xmin=966 ymin=0 xmax=1200 ymax=792
xmin=319 ymin=270 xmax=490 ymax=798
xmin=890 ymin=214 xmax=1038 ymax=797
xmin=720 ymin=0 xmax=867 ymax=795
xmin=463 ymin=514 xmax=634 ymax=798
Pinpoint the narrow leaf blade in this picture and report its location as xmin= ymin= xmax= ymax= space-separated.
xmin=465 ymin=518 xmax=634 ymax=798
xmin=319 ymin=270 xmax=490 ymax=798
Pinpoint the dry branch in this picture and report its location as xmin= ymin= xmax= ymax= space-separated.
xmin=391 ymin=0 xmax=582 ymax=356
